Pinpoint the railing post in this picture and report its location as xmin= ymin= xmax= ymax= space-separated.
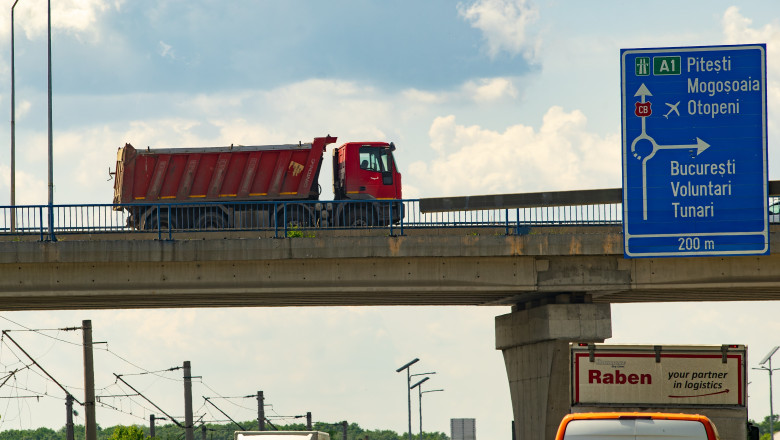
xmin=166 ymin=204 xmax=173 ymax=241
xmin=272 ymin=202 xmax=279 ymax=238
xmin=156 ymin=205 xmax=162 ymax=241
xmin=389 ymin=201 xmax=394 ymax=236
xmin=49 ymin=204 xmax=57 ymax=242
xmin=39 ymin=206 xmax=44 ymax=241
xmin=400 ymin=201 xmax=404 ymax=236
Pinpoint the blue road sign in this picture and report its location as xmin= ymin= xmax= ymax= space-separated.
xmin=621 ymin=44 xmax=768 ymax=258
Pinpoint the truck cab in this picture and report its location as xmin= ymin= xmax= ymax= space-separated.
xmin=333 ymin=141 xmax=402 ymax=200
xmin=332 ymin=141 xmax=403 ymax=226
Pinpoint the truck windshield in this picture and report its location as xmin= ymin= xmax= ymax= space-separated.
xmin=359 ymin=146 xmax=393 ymax=173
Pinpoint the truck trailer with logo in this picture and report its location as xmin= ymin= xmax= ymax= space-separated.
xmin=570 ymin=344 xmax=746 ymax=440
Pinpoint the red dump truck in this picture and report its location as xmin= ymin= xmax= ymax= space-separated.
xmin=112 ymin=135 xmax=403 ymax=229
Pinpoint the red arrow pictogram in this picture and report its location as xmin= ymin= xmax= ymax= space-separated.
xmin=668 ymin=389 xmax=730 ymax=399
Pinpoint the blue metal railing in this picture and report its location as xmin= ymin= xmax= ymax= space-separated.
xmin=0 ymin=196 xmax=776 ymax=241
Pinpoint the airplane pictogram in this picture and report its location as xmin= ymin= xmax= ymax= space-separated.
xmin=663 ymin=101 xmax=680 ymax=119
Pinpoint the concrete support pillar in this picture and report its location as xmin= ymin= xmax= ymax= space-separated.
xmin=496 ymin=303 xmax=612 ymax=440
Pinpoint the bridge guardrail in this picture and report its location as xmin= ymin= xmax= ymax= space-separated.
xmin=0 ymin=194 xmax=776 ymax=241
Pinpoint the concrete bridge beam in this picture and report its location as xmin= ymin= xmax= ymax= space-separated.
xmin=495 ymin=303 xmax=612 ymax=440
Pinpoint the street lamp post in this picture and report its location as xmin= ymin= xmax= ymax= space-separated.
xmin=47 ymin=0 xmax=54 ymax=241
xmin=755 ymin=347 xmax=780 ymax=440
xmin=410 ymin=372 xmax=436 ymax=436
xmin=420 ymin=388 xmax=443 ymax=438
xmin=396 ymin=358 xmax=420 ymax=440
xmin=11 ymin=0 xmax=20 ymax=232
xmin=11 ymin=0 xmax=56 ymax=239
xmin=411 ymin=375 xmax=443 ymax=440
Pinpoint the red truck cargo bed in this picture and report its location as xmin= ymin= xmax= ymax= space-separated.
xmin=113 ymin=136 xmax=337 ymax=204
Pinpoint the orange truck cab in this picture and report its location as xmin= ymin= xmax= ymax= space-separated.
xmin=555 ymin=413 xmax=720 ymax=440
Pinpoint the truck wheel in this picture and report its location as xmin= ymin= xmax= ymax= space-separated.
xmin=349 ymin=208 xmax=375 ymax=227
xmin=196 ymin=213 xmax=227 ymax=230
xmin=279 ymin=209 xmax=312 ymax=228
xmin=143 ymin=212 xmax=170 ymax=230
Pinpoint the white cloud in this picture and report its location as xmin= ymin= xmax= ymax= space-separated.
xmin=0 ymin=164 xmax=47 ymax=205
xmin=721 ymin=7 xmax=780 ymax=137
xmin=401 ymin=88 xmax=444 ymax=104
xmin=158 ymin=41 xmax=174 ymax=59
xmin=463 ymin=77 xmax=518 ymax=102
xmin=403 ymin=77 xmax=520 ymax=105
xmin=458 ymin=0 xmax=540 ymax=60
xmin=411 ymin=106 xmax=620 ymax=196
xmin=17 ymin=100 xmax=32 ymax=119
xmin=721 ymin=6 xmax=780 ymax=82
xmin=10 ymin=0 xmax=123 ymax=41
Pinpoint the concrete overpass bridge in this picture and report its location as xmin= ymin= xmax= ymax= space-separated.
xmin=1 ymin=225 xmax=779 ymax=309
xmin=1 ymin=185 xmax=779 ymax=440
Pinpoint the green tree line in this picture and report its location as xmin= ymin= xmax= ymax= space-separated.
xmin=0 ymin=420 xmax=450 ymax=440
xmin=750 ymin=414 xmax=779 ymax=440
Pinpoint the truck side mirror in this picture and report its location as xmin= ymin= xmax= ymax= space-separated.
xmin=389 ymin=142 xmax=396 ymax=151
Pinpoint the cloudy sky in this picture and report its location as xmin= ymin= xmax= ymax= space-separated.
xmin=0 ymin=1 xmax=780 ymax=440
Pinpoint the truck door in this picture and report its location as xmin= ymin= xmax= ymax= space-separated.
xmin=358 ymin=146 xmax=397 ymax=199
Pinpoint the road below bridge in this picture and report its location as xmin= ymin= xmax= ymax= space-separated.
xmin=1 ymin=226 xmax=779 ymax=310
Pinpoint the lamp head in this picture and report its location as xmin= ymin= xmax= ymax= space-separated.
xmin=396 ymin=358 xmax=420 ymax=372
xmin=760 ymin=347 xmax=780 ymax=366
xmin=411 ymin=377 xmax=430 ymax=389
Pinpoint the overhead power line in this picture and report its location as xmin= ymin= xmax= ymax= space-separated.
xmin=114 ymin=373 xmax=184 ymax=428
xmin=1 ymin=330 xmax=83 ymax=405
xmin=118 ymin=366 xmax=182 ymax=377
xmin=203 ymin=396 xmax=246 ymax=431
xmin=0 ymin=368 xmax=20 ymax=389
xmin=2 ymin=325 xmax=84 ymax=347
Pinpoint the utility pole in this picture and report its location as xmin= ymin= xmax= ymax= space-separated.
xmin=341 ymin=421 xmax=348 ymax=440
xmin=257 ymin=391 xmax=265 ymax=431
xmin=150 ymin=415 xmax=156 ymax=438
xmin=82 ymin=320 xmax=96 ymax=440
xmin=66 ymin=394 xmax=75 ymax=440
xmin=306 ymin=412 xmax=312 ymax=430
xmin=201 ymin=424 xmax=207 ymax=440
xmin=184 ymin=361 xmax=194 ymax=440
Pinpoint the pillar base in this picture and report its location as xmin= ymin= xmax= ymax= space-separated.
xmin=496 ymin=303 xmax=612 ymax=440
